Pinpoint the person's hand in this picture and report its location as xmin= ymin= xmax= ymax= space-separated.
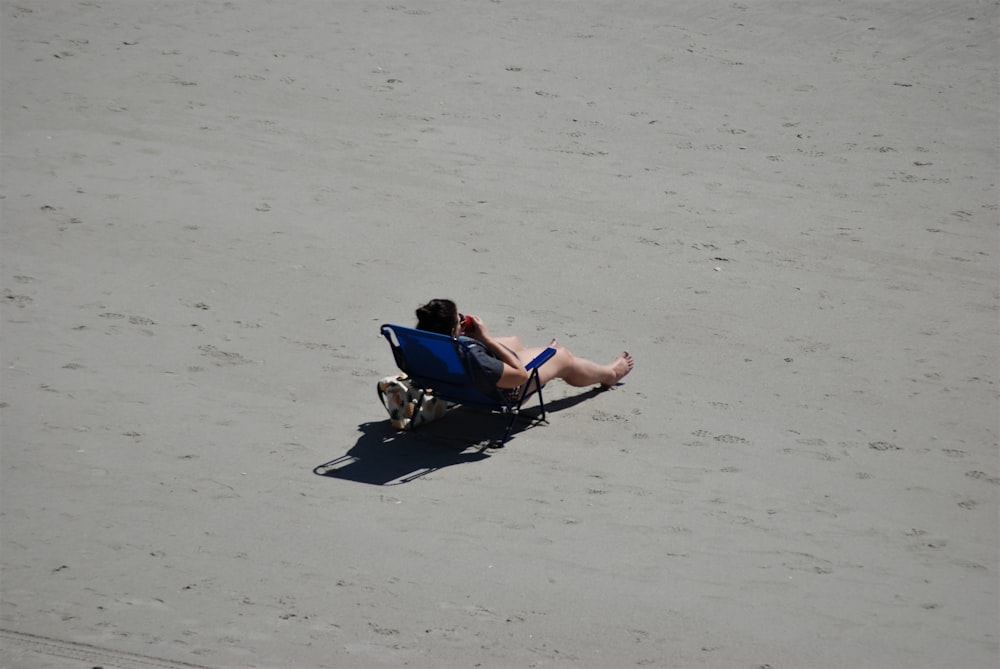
xmin=466 ymin=314 xmax=491 ymax=341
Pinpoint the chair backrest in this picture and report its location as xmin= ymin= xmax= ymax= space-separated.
xmin=380 ymin=324 xmax=500 ymax=409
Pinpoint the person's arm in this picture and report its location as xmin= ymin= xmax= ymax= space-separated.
xmin=465 ymin=316 xmax=530 ymax=388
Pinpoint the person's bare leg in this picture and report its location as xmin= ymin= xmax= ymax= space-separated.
xmin=561 ymin=349 xmax=633 ymax=387
xmin=526 ymin=347 xmax=633 ymax=388
xmin=493 ymin=336 xmax=524 ymax=353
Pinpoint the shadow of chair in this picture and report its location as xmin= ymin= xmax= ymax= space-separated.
xmin=313 ymin=420 xmax=493 ymax=485
xmin=313 ymin=387 xmax=606 ymax=486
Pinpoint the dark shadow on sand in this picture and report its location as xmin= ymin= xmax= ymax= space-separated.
xmin=313 ymin=387 xmax=606 ymax=485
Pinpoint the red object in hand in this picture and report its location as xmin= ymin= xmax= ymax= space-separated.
xmin=464 ymin=314 xmax=474 ymax=329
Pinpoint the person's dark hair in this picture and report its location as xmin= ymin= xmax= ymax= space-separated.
xmin=415 ymin=298 xmax=458 ymax=335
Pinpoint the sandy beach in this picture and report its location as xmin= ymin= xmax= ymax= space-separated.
xmin=2 ymin=1 xmax=997 ymax=667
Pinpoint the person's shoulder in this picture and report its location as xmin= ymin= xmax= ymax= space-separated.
xmin=458 ymin=337 xmax=492 ymax=357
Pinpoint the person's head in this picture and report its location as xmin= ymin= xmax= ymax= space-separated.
xmin=415 ymin=298 xmax=461 ymax=336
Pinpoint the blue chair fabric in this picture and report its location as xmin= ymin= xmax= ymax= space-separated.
xmin=380 ymin=324 xmax=557 ymax=443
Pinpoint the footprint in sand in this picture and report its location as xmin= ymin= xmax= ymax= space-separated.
xmin=965 ymin=471 xmax=1000 ymax=485
xmin=869 ymin=441 xmax=900 ymax=451
xmin=592 ymin=410 xmax=627 ymax=422
xmin=198 ymin=345 xmax=250 ymax=366
xmin=780 ymin=551 xmax=834 ymax=575
xmin=4 ymin=291 xmax=34 ymax=308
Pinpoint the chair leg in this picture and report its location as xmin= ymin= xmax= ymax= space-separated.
xmin=494 ymin=371 xmax=548 ymax=446
xmin=499 ymin=412 xmax=518 ymax=445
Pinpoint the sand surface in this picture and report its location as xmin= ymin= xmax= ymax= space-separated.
xmin=2 ymin=1 xmax=998 ymax=667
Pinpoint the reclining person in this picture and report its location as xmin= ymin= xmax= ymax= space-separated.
xmin=414 ymin=298 xmax=633 ymax=402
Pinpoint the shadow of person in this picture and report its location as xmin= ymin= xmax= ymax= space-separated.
xmin=313 ymin=386 xmax=609 ymax=486
xmin=536 ymin=386 xmax=607 ymax=413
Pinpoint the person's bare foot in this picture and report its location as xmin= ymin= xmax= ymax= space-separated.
xmin=603 ymin=351 xmax=634 ymax=387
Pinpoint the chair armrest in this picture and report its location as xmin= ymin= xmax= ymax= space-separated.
xmin=525 ymin=347 xmax=557 ymax=371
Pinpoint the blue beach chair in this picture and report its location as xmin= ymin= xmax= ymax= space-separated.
xmin=380 ymin=324 xmax=557 ymax=445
